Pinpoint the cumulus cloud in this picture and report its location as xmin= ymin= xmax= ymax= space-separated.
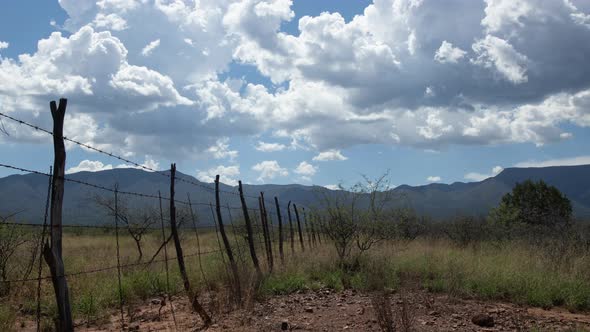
xmin=196 ymin=165 xmax=240 ymax=186
xmin=434 ymin=41 xmax=466 ymax=63
xmin=294 ymin=161 xmax=317 ymax=181
xmin=141 ymin=39 xmax=160 ymax=56
xmin=313 ymin=150 xmax=348 ymax=161
xmin=514 ymin=156 xmax=590 ymax=168
xmin=255 ymin=141 xmax=286 ymax=152
xmin=0 ymin=41 xmax=8 ymax=50
xmin=472 ymin=35 xmax=529 ymax=84
xmin=464 ymin=165 xmax=504 ymax=181
xmin=66 ymin=160 xmax=113 ymax=173
xmin=1 ymin=0 xmax=590 ymax=176
xmin=252 ymin=160 xmax=288 ymax=182
xmin=426 ymin=176 xmax=441 ymax=182
xmin=324 ymin=184 xmax=341 ymax=190
xmin=206 ymin=138 xmax=239 ymax=161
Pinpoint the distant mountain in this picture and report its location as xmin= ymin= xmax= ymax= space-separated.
xmin=1 ymin=165 xmax=589 ymax=225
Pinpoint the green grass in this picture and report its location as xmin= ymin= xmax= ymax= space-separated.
xmin=1 ymin=229 xmax=590 ymax=329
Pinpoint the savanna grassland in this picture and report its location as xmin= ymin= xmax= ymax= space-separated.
xmin=2 ymin=220 xmax=590 ymax=331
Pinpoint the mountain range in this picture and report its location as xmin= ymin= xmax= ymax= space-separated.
xmin=1 ymin=164 xmax=589 ymax=225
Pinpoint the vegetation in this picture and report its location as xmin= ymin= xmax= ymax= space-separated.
xmin=1 ymin=181 xmax=589 ymax=330
xmin=489 ymin=179 xmax=572 ymax=227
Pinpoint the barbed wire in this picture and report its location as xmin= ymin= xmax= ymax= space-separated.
xmin=0 ymin=163 xmax=265 ymax=212
xmin=2 ymin=236 xmax=269 ymax=284
xmin=3 ymin=248 xmax=224 ymax=284
xmin=0 ymin=111 xmax=300 ymax=207
xmin=0 ymin=111 xmax=251 ymax=197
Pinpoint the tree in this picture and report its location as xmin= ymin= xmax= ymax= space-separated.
xmin=317 ymin=172 xmax=395 ymax=267
xmin=489 ymin=180 xmax=572 ymax=228
xmin=94 ymin=195 xmax=157 ymax=262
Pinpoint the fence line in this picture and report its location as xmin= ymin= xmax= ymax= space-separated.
xmin=0 ymin=103 xmax=319 ymax=330
xmin=0 ymin=111 xmax=268 ymax=201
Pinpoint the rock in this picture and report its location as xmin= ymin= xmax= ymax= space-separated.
xmin=305 ymin=307 xmax=314 ymax=313
xmin=472 ymin=314 xmax=495 ymax=327
xmin=281 ymin=321 xmax=289 ymax=330
xmin=150 ymin=298 xmax=161 ymax=305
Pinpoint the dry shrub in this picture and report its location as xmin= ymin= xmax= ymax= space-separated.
xmin=396 ymin=293 xmax=415 ymax=332
xmin=370 ymin=291 xmax=395 ymax=332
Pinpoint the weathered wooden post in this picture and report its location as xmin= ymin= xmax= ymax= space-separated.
xmin=238 ymin=181 xmax=262 ymax=277
xmin=260 ymin=193 xmax=273 ymax=272
xmin=303 ymin=207 xmax=312 ymax=248
xmin=215 ymin=175 xmax=241 ymax=302
xmin=293 ymin=204 xmax=305 ymax=252
xmin=287 ymin=201 xmax=295 ymax=255
xmin=310 ymin=212 xmax=317 ymax=247
xmin=42 ymin=98 xmax=73 ymax=332
xmin=274 ymin=197 xmax=284 ymax=264
xmin=169 ymin=164 xmax=211 ymax=325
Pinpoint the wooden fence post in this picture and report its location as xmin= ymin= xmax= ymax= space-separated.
xmin=303 ymin=208 xmax=312 ymax=249
xmin=287 ymin=201 xmax=295 ymax=255
xmin=293 ymin=204 xmax=305 ymax=252
xmin=260 ymin=193 xmax=273 ymax=272
xmin=42 ymin=98 xmax=73 ymax=332
xmin=238 ymin=181 xmax=262 ymax=277
xmin=169 ymin=164 xmax=211 ymax=326
xmin=310 ymin=212 xmax=317 ymax=247
xmin=274 ymin=197 xmax=284 ymax=264
xmin=215 ymin=175 xmax=241 ymax=302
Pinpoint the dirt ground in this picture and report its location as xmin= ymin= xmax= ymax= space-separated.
xmin=16 ymin=288 xmax=590 ymax=331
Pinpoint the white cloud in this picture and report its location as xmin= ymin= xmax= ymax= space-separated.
xmin=434 ymin=41 xmax=466 ymax=64
xmin=93 ymin=13 xmax=128 ymax=31
xmin=196 ymin=165 xmax=240 ymax=186
xmin=464 ymin=165 xmax=504 ymax=181
xmin=141 ymin=39 xmax=160 ymax=56
xmin=252 ymin=160 xmax=288 ymax=182
xmin=312 ymin=150 xmax=348 ymax=161
xmin=294 ymin=161 xmax=317 ymax=181
xmin=427 ymin=176 xmax=441 ymax=182
xmin=324 ymin=184 xmax=341 ymax=190
xmin=0 ymin=41 xmax=8 ymax=50
xmin=514 ymin=156 xmax=590 ymax=168
xmin=255 ymin=141 xmax=286 ymax=152
xmin=207 ymin=138 xmax=238 ymax=161
xmin=67 ymin=160 xmax=113 ymax=174
xmin=1 ymin=0 xmax=589 ymax=171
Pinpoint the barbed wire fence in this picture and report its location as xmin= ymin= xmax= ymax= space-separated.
xmin=0 ymin=99 xmax=324 ymax=331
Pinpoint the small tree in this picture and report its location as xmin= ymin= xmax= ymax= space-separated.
xmin=318 ymin=172 xmax=394 ymax=267
xmin=489 ymin=180 xmax=572 ymax=228
xmin=94 ymin=195 xmax=156 ymax=262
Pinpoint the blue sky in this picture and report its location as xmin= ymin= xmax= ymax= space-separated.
xmin=1 ymin=0 xmax=589 ymax=188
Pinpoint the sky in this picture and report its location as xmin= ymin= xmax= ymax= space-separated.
xmin=0 ymin=0 xmax=589 ymax=188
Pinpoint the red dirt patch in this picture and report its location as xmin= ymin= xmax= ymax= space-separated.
xmin=15 ymin=288 xmax=590 ymax=331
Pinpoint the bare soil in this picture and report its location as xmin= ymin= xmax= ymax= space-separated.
xmin=16 ymin=288 xmax=590 ymax=331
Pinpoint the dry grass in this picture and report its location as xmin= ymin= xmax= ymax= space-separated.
xmin=1 ymin=228 xmax=590 ymax=330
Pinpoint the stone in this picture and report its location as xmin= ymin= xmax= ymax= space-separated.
xmin=281 ymin=321 xmax=289 ymax=330
xmin=472 ymin=314 xmax=494 ymax=327
xmin=305 ymin=307 xmax=314 ymax=313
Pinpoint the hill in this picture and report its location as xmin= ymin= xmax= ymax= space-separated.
xmin=1 ymin=165 xmax=589 ymax=224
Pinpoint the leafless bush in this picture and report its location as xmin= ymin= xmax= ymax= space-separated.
xmin=396 ymin=293 xmax=415 ymax=332
xmin=318 ymin=172 xmax=396 ymax=267
xmin=371 ymin=291 xmax=395 ymax=332
xmin=94 ymin=195 xmax=157 ymax=262
xmin=0 ymin=211 xmax=39 ymax=296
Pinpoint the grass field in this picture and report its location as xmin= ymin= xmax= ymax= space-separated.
xmin=1 ymin=226 xmax=590 ymax=330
